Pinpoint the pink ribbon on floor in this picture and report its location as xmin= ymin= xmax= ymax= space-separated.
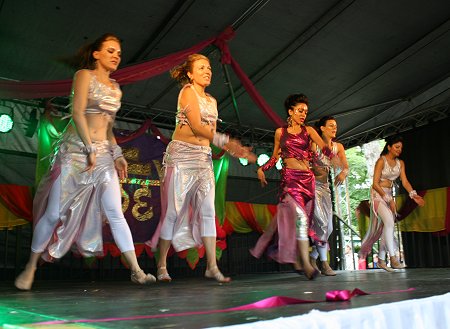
xmin=32 ymin=288 xmax=415 ymax=325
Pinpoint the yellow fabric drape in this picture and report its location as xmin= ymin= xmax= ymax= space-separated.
xmin=0 ymin=201 xmax=29 ymax=229
xmin=397 ymin=187 xmax=447 ymax=232
xmin=252 ymin=204 xmax=275 ymax=231
xmin=225 ymin=202 xmax=254 ymax=233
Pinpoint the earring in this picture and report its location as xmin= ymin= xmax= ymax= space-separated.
xmin=287 ymin=116 xmax=292 ymax=127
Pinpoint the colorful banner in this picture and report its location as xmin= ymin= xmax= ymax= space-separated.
xmin=356 ymin=187 xmax=449 ymax=237
xmin=224 ymin=201 xmax=277 ymax=234
xmin=396 ymin=187 xmax=448 ymax=233
xmin=102 ymin=131 xmax=167 ymax=245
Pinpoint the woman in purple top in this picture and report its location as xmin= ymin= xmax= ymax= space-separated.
xmin=251 ymin=94 xmax=334 ymax=280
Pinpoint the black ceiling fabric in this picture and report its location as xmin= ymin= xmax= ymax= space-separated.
xmin=1 ymin=0 xmax=449 ymax=147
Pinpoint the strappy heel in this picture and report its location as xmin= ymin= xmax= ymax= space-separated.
xmin=320 ymin=261 xmax=336 ymax=276
xmin=310 ymin=257 xmax=320 ymax=273
xmin=205 ymin=266 xmax=231 ymax=283
xmin=378 ymin=259 xmax=394 ymax=272
xmin=157 ymin=266 xmax=172 ymax=282
xmin=390 ymin=256 xmax=406 ymax=269
xmin=131 ymin=269 xmax=156 ymax=285
xmin=303 ymin=266 xmax=320 ymax=280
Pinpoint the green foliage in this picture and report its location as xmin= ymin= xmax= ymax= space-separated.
xmin=335 ymin=146 xmax=371 ymax=232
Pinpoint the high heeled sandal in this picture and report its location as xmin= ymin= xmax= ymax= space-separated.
xmin=390 ymin=256 xmax=406 ymax=269
xmin=304 ymin=268 xmax=320 ymax=280
xmin=378 ymin=259 xmax=394 ymax=272
xmin=131 ymin=269 xmax=156 ymax=285
xmin=14 ymin=267 xmax=36 ymax=291
xmin=157 ymin=266 xmax=172 ymax=282
xmin=310 ymin=257 xmax=320 ymax=273
xmin=205 ymin=266 xmax=231 ymax=283
xmin=320 ymin=261 xmax=336 ymax=276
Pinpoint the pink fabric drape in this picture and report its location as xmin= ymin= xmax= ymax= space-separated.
xmin=214 ymin=27 xmax=285 ymax=127
xmin=0 ymin=38 xmax=215 ymax=99
xmin=115 ymin=118 xmax=170 ymax=145
xmin=0 ymin=27 xmax=284 ymax=128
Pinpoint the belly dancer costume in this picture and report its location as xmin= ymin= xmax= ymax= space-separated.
xmin=250 ymin=127 xmax=316 ymax=264
xmin=150 ymin=84 xmax=219 ymax=251
xmin=32 ymin=71 xmax=135 ymax=261
xmin=310 ymin=142 xmax=338 ymax=246
xmin=359 ymin=156 xmax=401 ymax=258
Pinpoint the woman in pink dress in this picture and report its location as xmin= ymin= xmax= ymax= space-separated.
xmin=252 ymin=94 xmax=335 ymax=280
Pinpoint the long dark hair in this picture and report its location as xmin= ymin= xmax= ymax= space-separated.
xmin=380 ymin=135 xmax=403 ymax=156
xmin=62 ymin=33 xmax=121 ymax=70
xmin=315 ymin=115 xmax=336 ymax=137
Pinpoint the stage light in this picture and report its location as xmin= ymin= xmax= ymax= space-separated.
xmin=0 ymin=113 xmax=14 ymax=133
xmin=276 ymin=158 xmax=283 ymax=170
xmin=257 ymin=153 xmax=270 ymax=167
xmin=239 ymin=157 xmax=249 ymax=166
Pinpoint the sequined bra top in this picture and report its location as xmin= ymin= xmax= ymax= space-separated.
xmin=83 ymin=71 xmax=122 ymax=118
xmin=175 ymin=84 xmax=218 ymax=127
xmin=279 ymin=127 xmax=311 ymax=161
xmin=313 ymin=142 xmax=338 ymax=168
xmin=380 ymin=156 xmax=401 ymax=181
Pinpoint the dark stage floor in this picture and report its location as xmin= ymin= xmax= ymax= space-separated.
xmin=1 ymin=268 xmax=449 ymax=329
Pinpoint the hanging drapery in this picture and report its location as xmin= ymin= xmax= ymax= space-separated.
xmin=0 ymin=27 xmax=284 ymax=128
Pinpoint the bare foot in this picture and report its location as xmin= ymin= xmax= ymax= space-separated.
xmin=15 ymin=267 xmax=36 ymax=291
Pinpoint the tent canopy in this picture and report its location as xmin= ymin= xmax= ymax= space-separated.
xmin=1 ymin=0 xmax=449 ymax=147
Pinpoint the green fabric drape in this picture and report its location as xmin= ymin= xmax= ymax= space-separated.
xmin=212 ymin=146 xmax=229 ymax=226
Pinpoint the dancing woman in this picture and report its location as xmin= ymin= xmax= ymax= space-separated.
xmin=15 ymin=33 xmax=156 ymax=290
xmin=359 ymin=135 xmax=425 ymax=271
xmin=150 ymin=54 xmax=255 ymax=283
xmin=251 ymin=94 xmax=335 ymax=280
xmin=309 ymin=116 xmax=348 ymax=276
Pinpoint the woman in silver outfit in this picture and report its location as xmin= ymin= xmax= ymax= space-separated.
xmin=150 ymin=54 xmax=255 ymax=283
xmin=309 ymin=116 xmax=348 ymax=276
xmin=15 ymin=34 xmax=156 ymax=290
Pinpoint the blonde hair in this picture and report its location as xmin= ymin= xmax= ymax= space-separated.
xmin=170 ymin=54 xmax=209 ymax=86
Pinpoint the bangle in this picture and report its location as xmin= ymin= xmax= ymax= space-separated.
xmin=84 ymin=144 xmax=97 ymax=154
xmin=260 ymin=157 xmax=277 ymax=172
xmin=409 ymin=190 xmax=417 ymax=199
xmin=212 ymin=132 xmax=230 ymax=149
xmin=112 ymin=144 xmax=123 ymax=160
xmin=383 ymin=194 xmax=392 ymax=203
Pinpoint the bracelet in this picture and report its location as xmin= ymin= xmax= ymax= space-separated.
xmin=409 ymin=190 xmax=417 ymax=199
xmin=260 ymin=157 xmax=277 ymax=172
xmin=84 ymin=144 xmax=97 ymax=154
xmin=383 ymin=194 xmax=393 ymax=203
xmin=212 ymin=132 xmax=230 ymax=149
xmin=112 ymin=144 xmax=123 ymax=160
